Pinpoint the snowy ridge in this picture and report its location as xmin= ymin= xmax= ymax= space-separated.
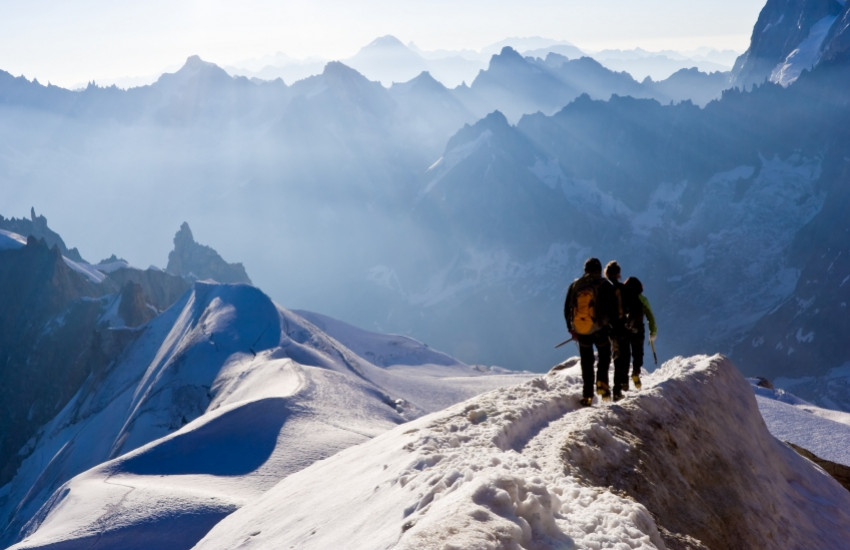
xmin=2 ymin=281 xmax=534 ymax=549
xmin=0 ymin=228 xmax=106 ymax=282
xmin=0 ymin=229 xmax=27 ymax=250
xmin=188 ymin=355 xmax=850 ymax=550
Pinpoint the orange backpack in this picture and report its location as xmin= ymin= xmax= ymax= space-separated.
xmin=572 ymin=279 xmax=598 ymax=335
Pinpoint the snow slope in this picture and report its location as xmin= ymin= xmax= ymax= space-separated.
xmin=770 ymin=15 xmax=838 ymax=86
xmin=1 ymin=282 xmax=534 ymax=549
xmin=753 ymin=379 xmax=850 ymax=468
xmin=0 ymin=228 xmax=106 ymax=283
xmin=18 ymin=354 xmax=835 ymax=550
xmin=0 ymin=229 xmax=27 ymax=250
xmin=6 ymin=301 xmax=850 ymax=550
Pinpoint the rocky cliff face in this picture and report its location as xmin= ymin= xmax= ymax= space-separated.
xmin=0 ymin=238 xmax=105 ymax=483
xmin=0 ymin=233 xmax=194 ymax=486
xmin=104 ymin=266 xmax=191 ymax=312
xmin=731 ymin=0 xmax=846 ymax=88
xmin=0 ymin=208 xmax=83 ymax=261
xmin=166 ymin=222 xmax=252 ymax=284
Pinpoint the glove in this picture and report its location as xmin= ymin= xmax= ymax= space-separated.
xmin=569 ymin=329 xmax=578 ymax=340
xmin=650 ymin=334 xmax=657 ymax=343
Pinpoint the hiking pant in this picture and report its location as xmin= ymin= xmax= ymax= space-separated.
xmin=628 ymin=328 xmax=646 ymax=377
xmin=578 ymin=330 xmax=611 ymax=398
xmin=611 ymin=332 xmax=631 ymax=393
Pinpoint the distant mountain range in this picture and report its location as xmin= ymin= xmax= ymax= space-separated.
xmin=2 ymin=0 xmax=850 ymax=413
xmin=7 ymin=3 xmax=850 ymax=544
xmin=225 ymin=34 xmax=737 ymax=89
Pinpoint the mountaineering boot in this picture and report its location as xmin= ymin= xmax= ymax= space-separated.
xmin=579 ymin=396 xmax=593 ymax=407
xmin=596 ymin=380 xmax=611 ymax=401
xmin=632 ymin=374 xmax=642 ymax=389
xmin=613 ymin=390 xmax=624 ymax=402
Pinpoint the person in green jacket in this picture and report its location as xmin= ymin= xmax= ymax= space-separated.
xmin=622 ymin=276 xmax=657 ymax=389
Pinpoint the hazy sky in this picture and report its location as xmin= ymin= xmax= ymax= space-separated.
xmin=1 ymin=0 xmax=766 ymax=88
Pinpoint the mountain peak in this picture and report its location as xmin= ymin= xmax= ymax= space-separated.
xmin=166 ymin=223 xmax=251 ymax=285
xmin=493 ymin=46 xmax=524 ymax=65
xmin=444 ymin=110 xmax=511 ymax=152
xmin=155 ymin=55 xmax=232 ymax=87
xmin=183 ymin=54 xmax=206 ymax=68
xmin=364 ymin=35 xmax=407 ymax=50
xmin=731 ymin=0 xmax=847 ymax=87
xmin=322 ymin=60 xmax=363 ymax=79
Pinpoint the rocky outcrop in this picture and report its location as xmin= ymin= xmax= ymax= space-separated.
xmin=731 ymin=0 xmax=846 ymax=88
xmin=0 ymin=235 xmax=192 ymax=486
xmin=0 ymin=208 xmax=83 ymax=262
xmin=117 ymin=281 xmax=157 ymax=327
xmin=0 ymin=238 xmax=105 ymax=484
xmin=166 ymin=222 xmax=251 ymax=284
xmin=105 ymin=266 xmax=191 ymax=313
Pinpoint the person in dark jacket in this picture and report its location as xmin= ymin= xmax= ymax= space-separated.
xmin=623 ymin=276 xmax=657 ymax=389
xmin=564 ymin=257 xmax=617 ymax=406
xmin=605 ymin=260 xmax=629 ymax=401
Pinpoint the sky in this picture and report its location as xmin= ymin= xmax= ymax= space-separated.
xmin=0 ymin=0 xmax=767 ymax=89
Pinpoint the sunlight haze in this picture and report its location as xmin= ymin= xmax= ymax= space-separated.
xmin=1 ymin=0 xmax=766 ymax=88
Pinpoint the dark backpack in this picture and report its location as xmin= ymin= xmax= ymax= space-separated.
xmin=622 ymin=280 xmax=644 ymax=333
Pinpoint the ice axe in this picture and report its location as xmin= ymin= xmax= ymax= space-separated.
xmin=650 ymin=338 xmax=658 ymax=365
xmin=554 ymin=337 xmax=575 ymax=349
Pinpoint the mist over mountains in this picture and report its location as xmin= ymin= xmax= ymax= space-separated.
xmin=3 ymin=0 xmax=850 ymax=411
xmin=6 ymin=2 xmax=850 ymax=545
xmin=226 ymin=34 xmax=736 ymax=89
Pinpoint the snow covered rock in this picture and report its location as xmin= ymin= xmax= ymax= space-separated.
xmin=731 ymin=0 xmax=846 ymax=88
xmin=189 ymin=355 xmax=850 ymax=550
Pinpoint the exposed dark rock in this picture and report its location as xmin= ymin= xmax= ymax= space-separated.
xmin=166 ymin=222 xmax=251 ymax=285
xmin=0 ymin=238 xmax=105 ymax=484
xmin=0 ymin=208 xmax=84 ymax=262
xmin=755 ymin=377 xmax=774 ymax=390
xmin=117 ymin=281 xmax=156 ymax=327
xmin=731 ymin=0 xmax=848 ymax=89
xmin=105 ymin=266 xmax=191 ymax=313
xmin=0 ymin=220 xmax=201 ymax=486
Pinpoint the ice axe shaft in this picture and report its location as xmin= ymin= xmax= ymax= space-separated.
xmin=555 ymin=337 xmax=575 ymax=349
xmin=650 ymin=339 xmax=658 ymax=364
